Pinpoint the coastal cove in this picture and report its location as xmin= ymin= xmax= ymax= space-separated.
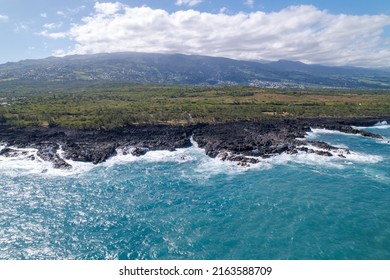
xmin=0 ymin=119 xmax=389 ymax=259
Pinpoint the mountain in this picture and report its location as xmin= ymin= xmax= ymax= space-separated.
xmin=0 ymin=52 xmax=389 ymax=89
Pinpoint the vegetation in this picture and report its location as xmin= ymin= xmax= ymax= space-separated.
xmin=1 ymin=52 xmax=389 ymax=89
xmin=0 ymin=82 xmax=389 ymax=129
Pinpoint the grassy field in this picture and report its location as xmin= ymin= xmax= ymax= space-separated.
xmin=0 ymin=82 xmax=389 ymax=129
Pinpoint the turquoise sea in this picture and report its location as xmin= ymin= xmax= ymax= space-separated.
xmin=0 ymin=124 xmax=389 ymax=260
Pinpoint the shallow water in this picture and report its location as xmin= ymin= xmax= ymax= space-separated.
xmin=0 ymin=124 xmax=389 ymax=259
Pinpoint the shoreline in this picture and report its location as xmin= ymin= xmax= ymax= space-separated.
xmin=0 ymin=116 xmax=388 ymax=169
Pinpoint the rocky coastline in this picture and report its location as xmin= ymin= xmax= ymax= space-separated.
xmin=0 ymin=117 xmax=387 ymax=170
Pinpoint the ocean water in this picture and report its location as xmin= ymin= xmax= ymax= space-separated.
xmin=0 ymin=124 xmax=389 ymax=260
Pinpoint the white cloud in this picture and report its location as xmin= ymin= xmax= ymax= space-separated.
xmin=50 ymin=3 xmax=390 ymax=67
xmin=244 ymin=0 xmax=254 ymax=8
xmin=38 ymin=22 xmax=64 ymax=38
xmin=95 ymin=2 xmax=123 ymax=14
xmin=38 ymin=30 xmax=67 ymax=39
xmin=0 ymin=14 xmax=9 ymax=22
xmin=57 ymin=11 xmax=66 ymax=17
xmin=175 ymin=0 xmax=203 ymax=7
xmin=43 ymin=22 xmax=62 ymax=29
xmin=40 ymin=13 xmax=47 ymax=18
xmin=219 ymin=7 xmax=228 ymax=14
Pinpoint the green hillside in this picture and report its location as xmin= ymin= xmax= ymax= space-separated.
xmin=1 ymin=52 xmax=389 ymax=89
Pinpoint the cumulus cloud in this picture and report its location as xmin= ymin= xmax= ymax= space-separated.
xmin=0 ymin=14 xmax=9 ymax=22
xmin=95 ymin=1 xmax=123 ymax=14
xmin=175 ymin=0 xmax=203 ymax=7
xmin=50 ymin=3 xmax=390 ymax=67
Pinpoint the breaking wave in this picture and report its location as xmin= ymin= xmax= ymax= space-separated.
xmin=0 ymin=124 xmax=387 ymax=178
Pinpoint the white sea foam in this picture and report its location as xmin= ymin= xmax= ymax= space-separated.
xmin=353 ymin=121 xmax=390 ymax=130
xmin=0 ymin=142 xmax=201 ymax=177
xmin=53 ymin=161 xmax=95 ymax=177
xmin=0 ymin=145 xmax=96 ymax=177
xmin=308 ymin=128 xmax=351 ymax=136
xmin=375 ymin=120 xmax=388 ymax=126
xmin=189 ymin=137 xmax=273 ymax=176
xmin=143 ymin=148 xmax=197 ymax=163
xmin=258 ymin=137 xmax=382 ymax=170
xmin=0 ymin=131 xmax=385 ymax=178
xmin=356 ymin=124 xmax=390 ymax=130
xmin=194 ymin=154 xmax=273 ymax=177
xmin=269 ymin=148 xmax=382 ymax=170
xmin=105 ymin=146 xmax=198 ymax=167
xmin=193 ymin=140 xmax=382 ymax=176
xmin=0 ymin=146 xmax=48 ymax=176
xmin=266 ymin=151 xmax=346 ymax=169
xmin=304 ymin=140 xmax=381 ymax=163
xmin=109 ymin=138 xmax=271 ymax=177
xmin=304 ymin=129 xmax=347 ymax=142
xmin=308 ymin=126 xmax=390 ymax=147
xmin=310 ymin=126 xmax=389 ymax=139
xmin=378 ymin=138 xmax=390 ymax=145
xmin=304 ymin=143 xmax=346 ymax=154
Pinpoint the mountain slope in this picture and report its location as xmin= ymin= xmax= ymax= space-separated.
xmin=0 ymin=52 xmax=389 ymax=88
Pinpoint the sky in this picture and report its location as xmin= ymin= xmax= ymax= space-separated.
xmin=0 ymin=0 xmax=390 ymax=67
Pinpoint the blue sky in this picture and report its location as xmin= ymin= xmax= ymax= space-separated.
xmin=0 ymin=1 xmax=389 ymax=66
